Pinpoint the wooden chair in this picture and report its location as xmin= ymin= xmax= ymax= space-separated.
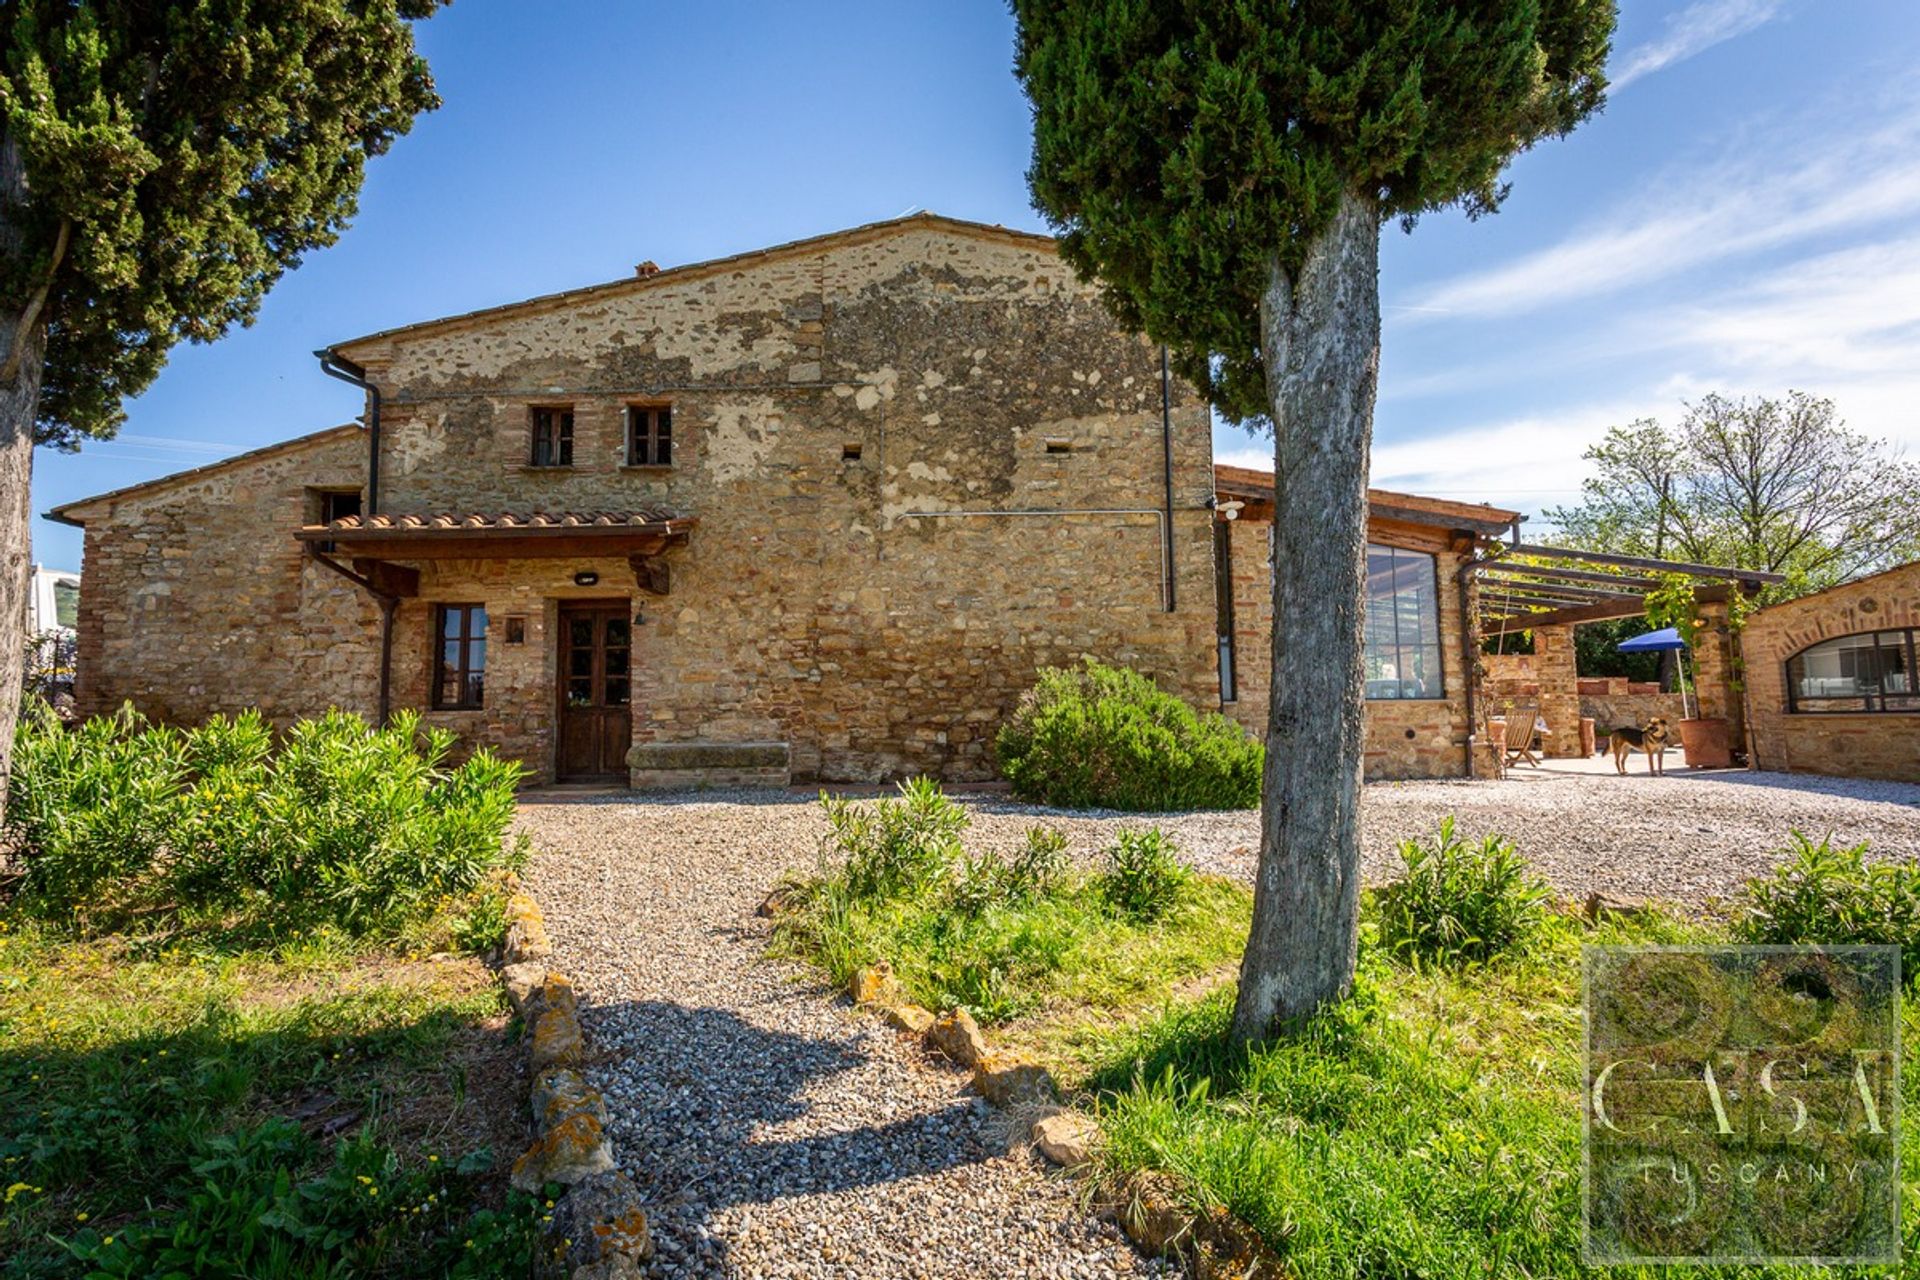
xmin=1501 ymin=702 xmax=1543 ymax=770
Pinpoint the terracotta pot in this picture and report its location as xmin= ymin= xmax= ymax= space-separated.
xmin=1678 ymin=717 xmax=1731 ymax=769
xmin=1579 ymin=716 xmax=1597 ymax=757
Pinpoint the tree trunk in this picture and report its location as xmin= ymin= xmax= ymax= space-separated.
xmin=1230 ymin=188 xmax=1381 ymax=1044
xmin=0 ymin=134 xmax=44 ymax=817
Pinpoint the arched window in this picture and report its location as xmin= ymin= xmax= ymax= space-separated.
xmin=1785 ymin=629 xmax=1917 ymax=713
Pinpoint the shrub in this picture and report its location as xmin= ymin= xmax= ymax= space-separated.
xmin=5 ymin=701 xmax=524 ymax=940
xmin=58 ymin=1119 xmax=537 ymax=1278
xmin=995 ymin=659 xmax=1262 ymax=811
xmin=1375 ymin=817 xmax=1549 ymax=966
xmin=1732 ymin=831 xmax=1920 ymax=980
xmin=1007 ymin=826 xmax=1072 ymax=901
xmin=1101 ymin=827 xmax=1191 ymax=923
xmin=819 ymin=775 xmax=968 ymax=901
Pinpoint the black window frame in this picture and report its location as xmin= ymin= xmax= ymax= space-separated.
xmin=530 ymin=406 xmax=574 ymax=468
xmin=1363 ymin=542 xmax=1446 ymax=702
xmin=625 ymin=403 xmax=672 ymax=467
xmin=308 ymin=487 xmax=363 ymax=554
xmin=1785 ymin=627 xmax=1919 ymax=714
xmin=432 ymin=603 xmax=488 ymax=710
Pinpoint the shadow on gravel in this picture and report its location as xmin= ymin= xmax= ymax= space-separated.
xmin=584 ymin=999 xmax=993 ymax=1274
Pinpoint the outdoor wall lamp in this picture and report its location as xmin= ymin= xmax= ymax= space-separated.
xmin=573 ymin=570 xmax=599 ymax=586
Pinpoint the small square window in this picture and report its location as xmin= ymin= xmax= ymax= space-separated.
xmin=531 ymin=407 xmax=574 ymax=467
xmin=626 ymin=404 xmax=672 ymax=467
xmin=842 ymin=442 xmax=863 ymax=462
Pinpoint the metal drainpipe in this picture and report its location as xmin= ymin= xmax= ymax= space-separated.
xmin=1457 ymin=555 xmax=1481 ymax=778
xmin=1159 ymin=347 xmax=1176 ymax=613
xmin=315 ymin=349 xmax=381 ymax=516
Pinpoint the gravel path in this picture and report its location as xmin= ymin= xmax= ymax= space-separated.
xmin=519 ymin=796 xmax=1168 ymax=1280
xmin=518 ymin=767 xmax=1920 ymax=1276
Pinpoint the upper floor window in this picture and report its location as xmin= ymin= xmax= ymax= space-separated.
xmin=530 ymin=406 xmax=574 ymax=467
xmin=1365 ymin=544 xmax=1442 ymax=700
xmin=626 ymin=404 xmax=672 ymax=467
xmin=1786 ymin=629 xmax=1917 ymax=713
xmin=433 ymin=603 xmax=488 ymax=710
xmin=308 ymin=487 xmax=362 ymax=553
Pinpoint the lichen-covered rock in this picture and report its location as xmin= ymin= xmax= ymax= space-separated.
xmin=509 ymin=1112 xmax=615 ymax=1190
xmin=554 ymin=1169 xmax=655 ymax=1270
xmin=504 ymin=894 xmax=553 ymax=963
xmin=848 ymin=962 xmax=900 ymax=1006
xmin=883 ymin=1002 xmax=935 ymax=1035
xmin=532 ymin=1066 xmax=609 ymax=1133
xmin=925 ymin=1007 xmax=987 ymax=1067
xmin=972 ymin=1052 xmax=1057 ymax=1106
xmin=1113 ymin=1172 xmax=1194 ymax=1257
xmin=539 ymin=971 xmax=579 ymax=1017
xmin=530 ymin=1006 xmax=586 ymax=1071
xmin=501 ymin=960 xmax=548 ymax=1015
xmin=1031 ymin=1109 xmax=1098 ymax=1167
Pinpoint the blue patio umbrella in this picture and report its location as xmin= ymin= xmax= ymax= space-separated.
xmin=1617 ymin=627 xmax=1693 ymax=718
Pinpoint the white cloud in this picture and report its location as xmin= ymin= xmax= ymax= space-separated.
xmin=1399 ymin=96 xmax=1920 ymax=322
xmin=1610 ymin=0 xmax=1787 ymax=90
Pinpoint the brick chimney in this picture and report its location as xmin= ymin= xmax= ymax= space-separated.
xmin=635 ymin=260 xmax=660 ymax=278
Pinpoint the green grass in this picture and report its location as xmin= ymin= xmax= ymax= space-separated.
xmin=0 ymin=913 xmax=540 ymax=1279
xmin=1078 ymin=905 xmax=1920 ymax=1280
xmin=773 ymin=834 xmax=1251 ymax=1037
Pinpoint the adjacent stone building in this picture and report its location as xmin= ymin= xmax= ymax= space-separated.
xmin=53 ymin=214 xmax=1518 ymax=788
xmin=1740 ymin=559 xmax=1920 ymax=784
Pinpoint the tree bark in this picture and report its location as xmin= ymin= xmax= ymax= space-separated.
xmin=1230 ymin=188 xmax=1381 ymax=1044
xmin=0 ymin=133 xmax=44 ymax=816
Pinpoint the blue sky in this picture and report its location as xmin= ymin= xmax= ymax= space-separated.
xmin=32 ymin=0 xmax=1920 ymax=569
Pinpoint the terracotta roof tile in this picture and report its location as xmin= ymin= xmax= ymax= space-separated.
xmin=316 ymin=508 xmax=687 ymax=535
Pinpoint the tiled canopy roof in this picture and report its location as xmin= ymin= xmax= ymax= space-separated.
xmin=307 ymin=509 xmax=689 ymax=536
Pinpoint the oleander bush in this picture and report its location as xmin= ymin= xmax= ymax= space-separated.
xmin=1374 ymin=817 xmax=1550 ymax=966
xmin=5 ymin=701 xmax=524 ymax=940
xmin=1732 ymin=831 xmax=1920 ymax=981
xmin=1100 ymin=826 xmax=1191 ymax=923
xmin=995 ymin=659 xmax=1262 ymax=811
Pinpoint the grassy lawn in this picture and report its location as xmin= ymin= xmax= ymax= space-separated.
xmin=779 ymin=785 xmax=1920 ymax=1278
xmin=0 ymin=920 xmax=538 ymax=1279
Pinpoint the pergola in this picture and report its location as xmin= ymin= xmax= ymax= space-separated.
xmin=1470 ymin=541 xmax=1783 ymax=769
xmin=1476 ymin=542 xmax=1782 ymax=636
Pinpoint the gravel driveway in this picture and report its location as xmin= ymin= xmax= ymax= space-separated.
xmin=518 ymin=767 xmax=1920 ymax=1276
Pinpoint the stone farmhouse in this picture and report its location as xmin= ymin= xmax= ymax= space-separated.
xmin=51 ymin=213 xmax=1524 ymax=788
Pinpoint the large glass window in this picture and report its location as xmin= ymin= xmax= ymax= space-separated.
xmin=1786 ymin=629 xmax=1917 ymax=713
xmin=1365 ymin=544 xmax=1442 ymax=700
xmin=433 ymin=604 xmax=488 ymax=709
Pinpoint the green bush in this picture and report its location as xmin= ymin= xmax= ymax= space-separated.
xmin=995 ymin=659 xmax=1262 ymax=811
xmin=1375 ymin=817 xmax=1549 ymax=966
xmin=948 ymin=826 xmax=1073 ymax=918
xmin=6 ymin=701 xmax=524 ymax=939
xmin=1732 ymin=831 xmax=1920 ymax=980
xmin=1100 ymin=827 xmax=1191 ymax=923
xmin=819 ymin=775 xmax=968 ymax=900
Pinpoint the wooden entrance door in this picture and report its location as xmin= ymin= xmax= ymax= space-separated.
xmin=557 ymin=601 xmax=633 ymax=781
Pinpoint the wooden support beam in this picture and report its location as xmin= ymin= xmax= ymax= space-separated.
xmin=1481 ymin=562 xmax=1661 ymax=590
xmin=630 ymin=554 xmax=671 ymax=596
xmin=1481 ymin=596 xmax=1652 ymax=634
xmin=1508 ymin=542 xmax=1784 ymax=585
xmin=351 ymin=558 xmax=420 ymax=598
xmin=1479 ymin=575 xmax=1645 ymax=603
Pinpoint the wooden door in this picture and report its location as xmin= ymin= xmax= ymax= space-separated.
xmin=557 ymin=601 xmax=633 ymax=781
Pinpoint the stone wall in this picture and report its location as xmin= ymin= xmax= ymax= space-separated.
xmin=68 ymin=428 xmax=381 ymax=725
xmin=1740 ymin=560 xmax=1920 ymax=784
xmin=69 ymin=221 xmax=1222 ymax=785
xmin=1224 ymin=515 xmax=1478 ymax=780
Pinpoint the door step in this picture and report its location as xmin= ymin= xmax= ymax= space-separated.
xmin=624 ymin=741 xmax=791 ymax=790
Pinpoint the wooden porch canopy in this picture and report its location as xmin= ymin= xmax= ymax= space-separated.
xmin=1476 ymin=542 xmax=1783 ymax=635
xmin=295 ymin=509 xmax=694 ymax=560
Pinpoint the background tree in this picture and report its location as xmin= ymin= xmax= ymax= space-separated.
xmin=1012 ymin=1 xmax=1614 ymax=1041
xmin=0 ymin=0 xmax=445 ymax=807
xmin=1545 ymin=393 xmax=1920 ymax=599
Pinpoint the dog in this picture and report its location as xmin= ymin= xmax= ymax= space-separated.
xmin=1608 ymin=717 xmax=1672 ymax=776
